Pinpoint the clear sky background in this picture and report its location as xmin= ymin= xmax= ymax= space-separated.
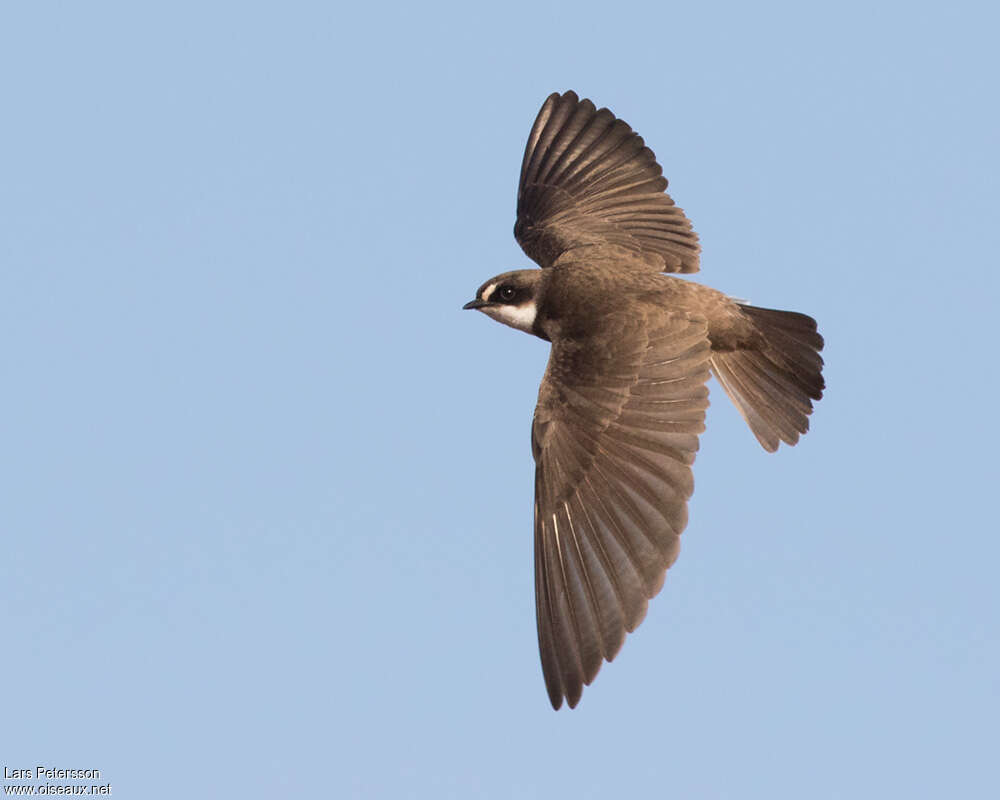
xmin=3 ymin=2 xmax=998 ymax=798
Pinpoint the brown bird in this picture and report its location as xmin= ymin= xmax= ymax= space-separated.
xmin=463 ymin=90 xmax=824 ymax=709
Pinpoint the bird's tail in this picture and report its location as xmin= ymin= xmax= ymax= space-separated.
xmin=710 ymin=305 xmax=825 ymax=452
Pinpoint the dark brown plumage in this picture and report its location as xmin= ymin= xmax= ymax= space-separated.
xmin=516 ymin=92 xmax=701 ymax=273
xmin=464 ymin=91 xmax=825 ymax=709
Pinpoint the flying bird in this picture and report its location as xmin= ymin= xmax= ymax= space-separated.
xmin=463 ymin=91 xmax=825 ymax=709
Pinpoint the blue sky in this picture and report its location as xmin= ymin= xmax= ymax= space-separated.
xmin=3 ymin=1 xmax=997 ymax=797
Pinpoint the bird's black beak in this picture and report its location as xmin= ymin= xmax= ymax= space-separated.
xmin=462 ymin=299 xmax=488 ymax=310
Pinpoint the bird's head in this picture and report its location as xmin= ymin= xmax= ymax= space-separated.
xmin=463 ymin=269 xmax=543 ymax=335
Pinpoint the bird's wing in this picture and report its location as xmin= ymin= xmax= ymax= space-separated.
xmin=515 ymin=91 xmax=700 ymax=273
xmin=532 ymin=309 xmax=711 ymax=709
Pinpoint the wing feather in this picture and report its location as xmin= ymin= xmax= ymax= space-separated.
xmin=516 ymin=91 xmax=700 ymax=274
xmin=533 ymin=310 xmax=711 ymax=708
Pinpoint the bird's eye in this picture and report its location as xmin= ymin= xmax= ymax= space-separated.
xmin=498 ymin=286 xmax=517 ymax=301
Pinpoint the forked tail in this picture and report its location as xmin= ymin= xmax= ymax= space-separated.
xmin=710 ymin=305 xmax=825 ymax=452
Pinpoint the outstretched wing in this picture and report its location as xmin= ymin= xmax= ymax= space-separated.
xmin=532 ymin=309 xmax=711 ymax=709
xmin=515 ymin=91 xmax=700 ymax=274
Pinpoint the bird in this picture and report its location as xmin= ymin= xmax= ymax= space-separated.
xmin=463 ymin=90 xmax=825 ymax=710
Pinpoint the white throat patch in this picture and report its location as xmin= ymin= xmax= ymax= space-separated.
xmin=481 ymin=300 xmax=538 ymax=334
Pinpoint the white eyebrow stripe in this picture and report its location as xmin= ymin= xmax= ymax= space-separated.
xmin=481 ymin=282 xmax=497 ymax=301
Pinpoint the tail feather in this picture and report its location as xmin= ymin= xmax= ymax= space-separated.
xmin=711 ymin=305 xmax=825 ymax=452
